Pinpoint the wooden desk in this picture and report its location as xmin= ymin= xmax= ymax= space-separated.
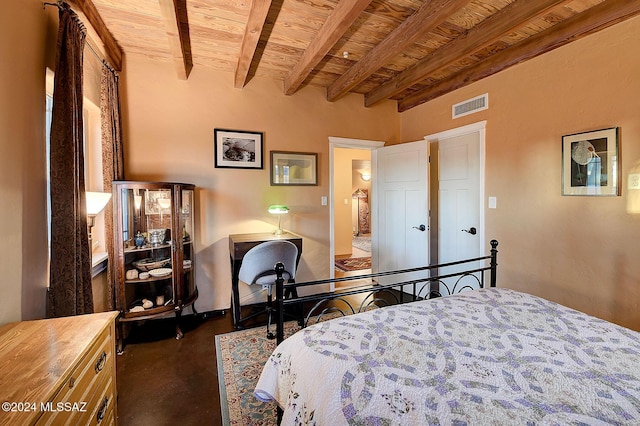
xmin=229 ymin=232 xmax=302 ymax=328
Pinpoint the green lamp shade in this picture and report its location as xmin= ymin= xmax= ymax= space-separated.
xmin=268 ymin=205 xmax=289 ymax=214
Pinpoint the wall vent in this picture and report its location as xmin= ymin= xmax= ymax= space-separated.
xmin=452 ymin=93 xmax=488 ymax=119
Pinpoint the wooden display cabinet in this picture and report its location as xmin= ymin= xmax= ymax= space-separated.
xmin=112 ymin=181 xmax=198 ymax=352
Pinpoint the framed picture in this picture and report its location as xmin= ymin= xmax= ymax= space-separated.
xmin=562 ymin=127 xmax=619 ymax=196
xmin=214 ymin=129 xmax=263 ymax=169
xmin=270 ymin=151 xmax=318 ymax=186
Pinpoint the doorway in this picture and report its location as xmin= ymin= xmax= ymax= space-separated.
xmin=329 ymin=122 xmax=484 ymax=286
xmin=329 ymin=137 xmax=384 ymax=281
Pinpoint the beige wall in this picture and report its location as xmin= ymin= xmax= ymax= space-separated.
xmin=401 ymin=15 xmax=640 ymax=331
xmin=120 ymin=56 xmax=400 ymax=311
xmin=0 ymin=1 xmax=57 ymax=322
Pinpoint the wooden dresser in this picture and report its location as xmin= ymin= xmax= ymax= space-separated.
xmin=0 ymin=311 xmax=119 ymax=426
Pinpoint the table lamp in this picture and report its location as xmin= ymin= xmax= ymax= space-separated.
xmin=268 ymin=205 xmax=289 ymax=235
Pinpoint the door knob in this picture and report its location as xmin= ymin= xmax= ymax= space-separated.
xmin=462 ymin=227 xmax=477 ymax=235
xmin=413 ymin=224 xmax=426 ymax=231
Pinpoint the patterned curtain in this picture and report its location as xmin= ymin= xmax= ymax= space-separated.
xmin=101 ymin=63 xmax=124 ymax=311
xmin=47 ymin=4 xmax=93 ymax=317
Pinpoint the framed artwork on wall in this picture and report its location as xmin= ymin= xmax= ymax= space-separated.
xmin=214 ymin=129 xmax=264 ymax=169
xmin=270 ymin=151 xmax=318 ymax=186
xmin=562 ymin=127 xmax=619 ymax=196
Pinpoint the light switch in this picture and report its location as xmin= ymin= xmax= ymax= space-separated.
xmin=488 ymin=196 xmax=497 ymax=209
xmin=344 ymin=198 xmax=349 ymax=205
xmin=629 ymin=174 xmax=640 ymax=189
xmin=321 ymin=196 xmax=327 ymax=206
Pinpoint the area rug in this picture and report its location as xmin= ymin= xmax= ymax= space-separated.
xmin=216 ymin=322 xmax=299 ymax=425
xmin=352 ymin=235 xmax=371 ymax=252
xmin=335 ymin=256 xmax=371 ymax=272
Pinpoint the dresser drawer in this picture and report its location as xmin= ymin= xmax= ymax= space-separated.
xmin=86 ymin=375 xmax=115 ymax=426
xmin=36 ymin=324 xmax=116 ymax=426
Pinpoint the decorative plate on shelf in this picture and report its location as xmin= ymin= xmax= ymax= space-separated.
xmin=149 ymin=268 xmax=172 ymax=277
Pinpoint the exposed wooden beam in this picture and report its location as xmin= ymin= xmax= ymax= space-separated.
xmin=234 ymin=0 xmax=273 ymax=88
xmin=397 ymin=0 xmax=640 ymax=112
xmin=158 ymin=0 xmax=192 ymax=80
xmin=68 ymin=0 xmax=122 ymax=71
xmin=283 ymin=0 xmax=374 ymax=96
xmin=326 ymin=0 xmax=470 ymax=102
xmin=365 ymin=0 xmax=568 ymax=107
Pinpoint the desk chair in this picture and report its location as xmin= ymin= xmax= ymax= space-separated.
xmin=238 ymin=240 xmax=298 ymax=339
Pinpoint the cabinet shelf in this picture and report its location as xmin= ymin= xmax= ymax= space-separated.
xmin=124 ymin=243 xmax=172 ymax=253
xmin=113 ymin=181 xmax=198 ymax=352
xmin=125 ymin=275 xmax=172 ymax=284
xmin=123 ymin=266 xmax=191 ymax=284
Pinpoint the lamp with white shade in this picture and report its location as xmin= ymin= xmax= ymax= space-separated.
xmin=86 ymin=191 xmax=112 ymax=254
xmin=86 ymin=191 xmax=112 ymax=227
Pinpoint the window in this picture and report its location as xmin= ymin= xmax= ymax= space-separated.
xmin=45 ymin=67 xmax=107 ymax=278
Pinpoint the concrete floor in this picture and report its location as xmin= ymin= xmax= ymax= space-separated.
xmin=116 ymin=312 xmax=233 ymax=425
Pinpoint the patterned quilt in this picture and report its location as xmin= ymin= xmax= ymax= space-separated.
xmin=254 ymin=288 xmax=640 ymax=425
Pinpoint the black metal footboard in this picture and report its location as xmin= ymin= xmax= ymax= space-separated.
xmin=273 ymin=239 xmax=498 ymax=345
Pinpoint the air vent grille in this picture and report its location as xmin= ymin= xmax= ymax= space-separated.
xmin=452 ymin=93 xmax=488 ymax=119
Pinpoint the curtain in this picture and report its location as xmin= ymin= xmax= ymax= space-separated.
xmin=100 ymin=63 xmax=124 ymax=311
xmin=47 ymin=4 xmax=93 ymax=317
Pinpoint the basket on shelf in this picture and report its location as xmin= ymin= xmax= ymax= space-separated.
xmin=132 ymin=257 xmax=171 ymax=272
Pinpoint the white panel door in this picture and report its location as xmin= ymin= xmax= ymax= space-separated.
xmin=372 ymin=141 xmax=429 ymax=291
xmin=437 ymin=131 xmax=482 ymax=293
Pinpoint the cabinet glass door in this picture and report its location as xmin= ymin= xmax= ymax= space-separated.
xmin=119 ymin=187 xmax=175 ymax=314
xmin=180 ymin=189 xmax=195 ymax=301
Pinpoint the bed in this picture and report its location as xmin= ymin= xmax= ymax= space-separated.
xmin=254 ymin=241 xmax=640 ymax=424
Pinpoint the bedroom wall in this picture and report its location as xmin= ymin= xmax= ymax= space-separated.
xmin=120 ymin=57 xmax=400 ymax=311
xmin=0 ymin=1 xmax=56 ymax=323
xmin=401 ymin=15 xmax=640 ymax=331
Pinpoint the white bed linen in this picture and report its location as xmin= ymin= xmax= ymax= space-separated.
xmin=255 ymin=288 xmax=640 ymax=425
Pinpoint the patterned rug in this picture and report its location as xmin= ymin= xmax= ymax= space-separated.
xmin=335 ymin=256 xmax=371 ymax=272
xmin=216 ymin=322 xmax=299 ymax=425
xmin=352 ymin=235 xmax=371 ymax=252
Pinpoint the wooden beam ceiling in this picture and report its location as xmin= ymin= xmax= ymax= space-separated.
xmin=364 ymin=0 xmax=568 ymax=107
xmin=86 ymin=0 xmax=638 ymax=111
xmin=398 ymin=0 xmax=640 ymax=112
xmin=283 ymin=0 xmax=374 ymax=96
xmin=70 ymin=0 xmax=123 ymax=71
xmin=158 ymin=0 xmax=192 ymax=80
xmin=234 ymin=0 xmax=273 ymax=89
xmin=326 ymin=0 xmax=472 ymax=102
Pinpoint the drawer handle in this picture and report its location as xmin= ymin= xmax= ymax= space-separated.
xmin=95 ymin=351 xmax=107 ymax=373
xmin=96 ymin=396 xmax=109 ymax=423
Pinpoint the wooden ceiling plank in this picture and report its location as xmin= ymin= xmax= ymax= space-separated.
xmin=158 ymin=0 xmax=192 ymax=80
xmin=398 ymin=0 xmax=640 ymax=112
xmin=70 ymin=0 xmax=123 ymax=71
xmin=365 ymin=0 xmax=569 ymax=107
xmin=284 ymin=0 xmax=374 ymax=95
xmin=234 ymin=0 xmax=273 ymax=89
xmin=326 ymin=0 xmax=471 ymax=102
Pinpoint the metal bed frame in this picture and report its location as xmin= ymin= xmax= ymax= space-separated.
xmin=272 ymin=239 xmax=499 ymax=345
